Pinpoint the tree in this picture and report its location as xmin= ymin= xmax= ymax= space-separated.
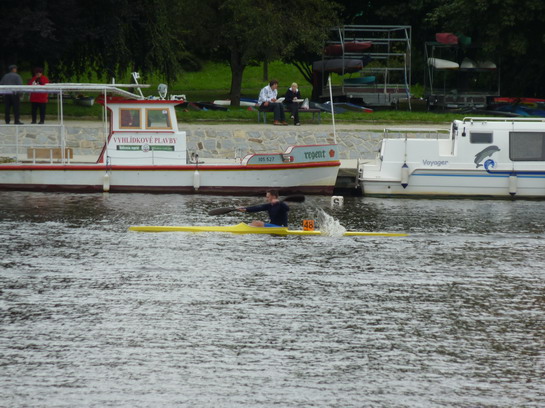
xmin=181 ymin=0 xmax=340 ymax=106
xmin=0 ymin=0 xmax=187 ymax=82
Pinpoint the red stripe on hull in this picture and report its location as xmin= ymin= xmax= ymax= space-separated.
xmin=0 ymin=184 xmax=335 ymax=195
xmin=0 ymin=162 xmax=340 ymax=171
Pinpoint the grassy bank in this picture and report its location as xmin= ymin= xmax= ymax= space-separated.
xmin=172 ymin=61 xmax=310 ymax=101
xmin=17 ymin=99 xmax=464 ymax=125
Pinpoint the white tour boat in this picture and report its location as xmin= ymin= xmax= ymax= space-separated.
xmin=360 ymin=117 xmax=545 ymax=198
xmin=0 ymin=82 xmax=340 ymax=195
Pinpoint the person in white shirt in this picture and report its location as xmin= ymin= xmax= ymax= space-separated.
xmin=258 ymin=79 xmax=288 ymax=125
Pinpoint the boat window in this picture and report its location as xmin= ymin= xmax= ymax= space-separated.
xmin=510 ymin=132 xmax=545 ymax=161
xmin=146 ymin=108 xmax=172 ymax=129
xmin=119 ymin=108 xmax=141 ymax=129
xmin=470 ymin=132 xmax=493 ymax=143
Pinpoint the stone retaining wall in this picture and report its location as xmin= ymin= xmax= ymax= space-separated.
xmin=0 ymin=122 xmax=448 ymax=161
xmin=185 ymin=128 xmax=388 ymax=160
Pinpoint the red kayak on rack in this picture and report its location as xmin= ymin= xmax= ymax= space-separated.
xmin=324 ymin=41 xmax=372 ymax=56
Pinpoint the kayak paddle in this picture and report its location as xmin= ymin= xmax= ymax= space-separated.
xmin=208 ymin=194 xmax=305 ymax=216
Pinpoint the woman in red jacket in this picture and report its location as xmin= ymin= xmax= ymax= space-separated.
xmin=28 ymin=67 xmax=49 ymax=124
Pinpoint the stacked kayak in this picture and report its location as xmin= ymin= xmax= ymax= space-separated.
xmin=428 ymin=58 xmax=459 ymax=69
xmin=129 ymin=223 xmax=407 ymax=237
xmin=324 ymin=41 xmax=373 ymax=56
xmin=344 ymin=76 xmax=376 ymax=85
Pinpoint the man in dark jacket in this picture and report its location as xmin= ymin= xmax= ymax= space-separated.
xmin=238 ymin=190 xmax=290 ymax=227
xmin=0 ymin=65 xmax=24 ymax=124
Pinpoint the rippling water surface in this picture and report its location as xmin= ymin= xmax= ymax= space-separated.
xmin=1 ymin=192 xmax=544 ymax=407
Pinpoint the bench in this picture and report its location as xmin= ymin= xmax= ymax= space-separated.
xmin=27 ymin=147 xmax=74 ymax=163
xmin=257 ymin=107 xmax=322 ymax=124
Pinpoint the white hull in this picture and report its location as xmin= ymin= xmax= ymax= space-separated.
xmin=361 ymin=118 xmax=545 ymax=198
xmin=363 ymin=171 xmax=545 ymax=197
xmin=0 ymin=163 xmax=338 ymax=194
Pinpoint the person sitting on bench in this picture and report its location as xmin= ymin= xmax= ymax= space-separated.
xmin=284 ymin=82 xmax=301 ymax=126
xmin=258 ymin=79 xmax=288 ymax=126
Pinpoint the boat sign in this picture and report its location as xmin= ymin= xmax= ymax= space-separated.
xmin=293 ymin=145 xmax=337 ymax=162
xmin=245 ymin=145 xmax=338 ymax=165
xmin=117 ymin=145 xmax=175 ymax=151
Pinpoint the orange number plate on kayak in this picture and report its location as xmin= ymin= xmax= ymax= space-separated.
xmin=302 ymin=220 xmax=315 ymax=231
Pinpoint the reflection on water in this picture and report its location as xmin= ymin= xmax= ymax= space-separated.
xmin=1 ymin=192 xmax=544 ymax=407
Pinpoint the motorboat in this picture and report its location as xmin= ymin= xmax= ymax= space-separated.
xmin=0 ymin=81 xmax=340 ymax=195
xmin=360 ymin=117 xmax=545 ymax=198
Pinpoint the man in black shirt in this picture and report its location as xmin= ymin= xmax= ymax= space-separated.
xmin=238 ymin=190 xmax=289 ymax=227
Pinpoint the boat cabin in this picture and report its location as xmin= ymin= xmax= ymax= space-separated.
xmin=98 ymin=98 xmax=187 ymax=165
xmin=0 ymin=82 xmax=190 ymax=165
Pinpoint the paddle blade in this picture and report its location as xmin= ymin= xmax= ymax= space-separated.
xmin=282 ymin=194 xmax=305 ymax=203
xmin=208 ymin=207 xmax=236 ymax=216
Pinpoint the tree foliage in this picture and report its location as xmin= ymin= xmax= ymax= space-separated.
xmin=1 ymin=0 xmax=545 ymax=97
xmin=180 ymin=0 xmax=340 ymax=105
xmin=0 ymin=0 xmax=187 ymax=82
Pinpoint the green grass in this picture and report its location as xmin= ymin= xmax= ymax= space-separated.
xmin=170 ymin=61 xmax=310 ymax=101
xmin=174 ymin=106 xmax=463 ymax=125
xmin=17 ymin=99 xmax=472 ymax=125
xmin=19 ymin=101 xmax=103 ymax=120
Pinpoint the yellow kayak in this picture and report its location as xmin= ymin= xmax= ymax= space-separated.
xmin=129 ymin=222 xmax=407 ymax=237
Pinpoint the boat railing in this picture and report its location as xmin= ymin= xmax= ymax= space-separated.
xmin=0 ymin=124 xmax=71 ymax=164
xmin=383 ymin=128 xmax=450 ymax=140
xmin=462 ymin=117 xmax=545 ymax=123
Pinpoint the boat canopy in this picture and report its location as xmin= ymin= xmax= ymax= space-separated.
xmin=0 ymin=83 xmax=149 ymax=100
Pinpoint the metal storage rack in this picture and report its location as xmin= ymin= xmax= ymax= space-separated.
xmin=318 ymin=25 xmax=412 ymax=108
xmin=424 ymin=41 xmax=500 ymax=109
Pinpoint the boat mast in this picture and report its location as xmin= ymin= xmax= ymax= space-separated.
xmin=328 ymin=75 xmax=337 ymax=144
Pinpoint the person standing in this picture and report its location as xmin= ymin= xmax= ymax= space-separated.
xmin=238 ymin=190 xmax=290 ymax=227
xmin=28 ymin=67 xmax=49 ymax=124
xmin=258 ymin=79 xmax=288 ymax=126
xmin=284 ymin=82 xmax=301 ymax=126
xmin=0 ymin=64 xmax=23 ymax=124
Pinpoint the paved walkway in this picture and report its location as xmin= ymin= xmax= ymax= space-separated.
xmin=180 ymin=121 xmax=450 ymax=132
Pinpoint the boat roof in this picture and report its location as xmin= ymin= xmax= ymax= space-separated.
xmin=95 ymin=96 xmax=183 ymax=105
xmin=0 ymin=83 xmax=150 ymax=99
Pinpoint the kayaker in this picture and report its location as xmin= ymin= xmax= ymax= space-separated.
xmin=238 ymin=190 xmax=289 ymax=227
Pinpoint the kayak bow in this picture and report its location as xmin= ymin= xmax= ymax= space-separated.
xmin=129 ymin=223 xmax=407 ymax=237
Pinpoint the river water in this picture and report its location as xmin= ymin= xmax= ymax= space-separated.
xmin=1 ymin=192 xmax=544 ymax=407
